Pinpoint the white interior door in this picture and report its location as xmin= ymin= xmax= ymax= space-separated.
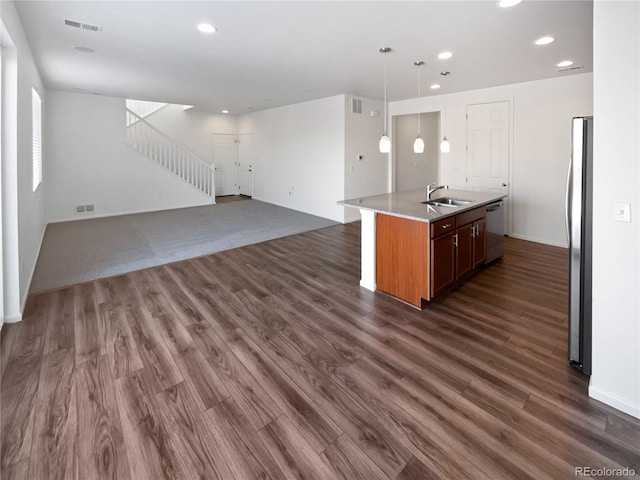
xmin=237 ymin=133 xmax=253 ymax=197
xmin=213 ymin=133 xmax=238 ymax=196
xmin=466 ymin=101 xmax=510 ymax=232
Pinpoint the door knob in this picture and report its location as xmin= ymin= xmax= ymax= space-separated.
xmin=502 ymin=183 xmax=507 ymax=187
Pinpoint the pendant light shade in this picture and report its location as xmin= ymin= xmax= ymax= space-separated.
xmin=440 ymin=136 xmax=451 ymax=153
xmin=413 ymin=61 xmax=424 ymax=154
xmin=414 ymin=136 xmax=425 ymax=153
xmin=379 ymin=47 xmax=392 ymax=153
xmin=379 ymin=135 xmax=391 ymax=153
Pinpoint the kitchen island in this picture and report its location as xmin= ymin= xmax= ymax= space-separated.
xmin=339 ymin=188 xmax=506 ymax=309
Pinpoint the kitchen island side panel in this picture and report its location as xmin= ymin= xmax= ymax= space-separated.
xmin=376 ymin=214 xmax=430 ymax=308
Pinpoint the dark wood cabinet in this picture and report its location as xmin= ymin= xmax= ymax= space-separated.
xmin=455 ymin=223 xmax=474 ymax=280
xmin=376 ymin=206 xmax=488 ymax=309
xmin=431 ymin=207 xmax=486 ymax=298
xmin=472 ymin=217 xmax=487 ymax=268
xmin=431 ymin=231 xmax=456 ymax=298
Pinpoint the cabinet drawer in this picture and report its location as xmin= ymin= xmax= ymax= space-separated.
xmin=430 ymin=217 xmax=456 ymax=238
xmin=456 ymin=206 xmax=486 ymax=227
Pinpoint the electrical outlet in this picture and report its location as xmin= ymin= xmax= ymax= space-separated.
xmin=86 ymin=204 xmax=95 ymax=212
xmin=76 ymin=205 xmax=86 ymax=213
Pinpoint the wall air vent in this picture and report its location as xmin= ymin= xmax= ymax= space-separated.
xmin=351 ymin=98 xmax=362 ymax=114
xmin=557 ymin=65 xmax=584 ymax=73
xmin=65 ymin=19 xmax=102 ymax=32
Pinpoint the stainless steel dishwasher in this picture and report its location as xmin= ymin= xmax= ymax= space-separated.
xmin=485 ymin=200 xmax=505 ymax=263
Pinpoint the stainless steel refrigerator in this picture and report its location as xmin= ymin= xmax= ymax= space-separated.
xmin=566 ymin=116 xmax=593 ymax=375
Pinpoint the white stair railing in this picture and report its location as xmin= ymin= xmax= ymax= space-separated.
xmin=125 ymin=99 xmax=168 ymax=126
xmin=126 ymin=108 xmax=215 ymax=198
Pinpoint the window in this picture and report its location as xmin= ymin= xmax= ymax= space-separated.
xmin=32 ymin=88 xmax=42 ymax=192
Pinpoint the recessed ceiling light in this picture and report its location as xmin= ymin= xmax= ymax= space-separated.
xmin=534 ymin=36 xmax=554 ymax=45
xmin=438 ymin=51 xmax=453 ymax=60
xmin=73 ymin=46 xmax=94 ymax=53
xmin=222 ymin=110 xmax=229 ymax=114
xmin=430 ymin=84 xmax=441 ymax=90
xmin=557 ymin=60 xmax=574 ymax=67
xmin=498 ymin=0 xmax=523 ymax=7
xmin=197 ymin=23 xmax=216 ymax=34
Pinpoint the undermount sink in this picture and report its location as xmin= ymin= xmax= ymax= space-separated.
xmin=421 ymin=197 xmax=473 ymax=207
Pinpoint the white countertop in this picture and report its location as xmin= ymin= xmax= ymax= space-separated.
xmin=339 ymin=188 xmax=506 ymax=223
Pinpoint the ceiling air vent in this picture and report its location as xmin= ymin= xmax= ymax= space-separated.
xmin=64 ymin=19 xmax=102 ymax=32
xmin=557 ymin=65 xmax=583 ymax=73
xmin=351 ymin=98 xmax=362 ymax=114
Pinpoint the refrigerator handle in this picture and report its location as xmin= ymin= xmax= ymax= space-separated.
xmin=565 ymin=156 xmax=572 ymax=245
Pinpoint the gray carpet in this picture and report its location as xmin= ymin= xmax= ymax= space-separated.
xmin=31 ymin=200 xmax=337 ymax=293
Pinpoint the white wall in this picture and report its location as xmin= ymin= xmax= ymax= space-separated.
xmin=1 ymin=1 xmax=46 ymax=321
xmin=144 ymin=104 xmax=237 ymax=165
xmin=45 ymin=91 xmax=212 ymax=223
xmin=390 ymin=73 xmax=593 ymax=247
xmin=590 ymin=1 xmax=639 ymax=419
xmin=237 ymin=96 xmax=347 ymax=223
xmin=393 ymin=112 xmax=439 ymax=192
xmin=344 ymin=96 xmax=389 ymax=223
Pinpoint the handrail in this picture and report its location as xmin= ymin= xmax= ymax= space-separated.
xmin=125 ymin=100 xmax=168 ymax=126
xmin=125 ymin=108 xmax=215 ymax=198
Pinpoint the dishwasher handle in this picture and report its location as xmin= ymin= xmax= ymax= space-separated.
xmin=486 ymin=203 xmax=504 ymax=212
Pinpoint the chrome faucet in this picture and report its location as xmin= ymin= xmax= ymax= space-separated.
xmin=426 ymin=183 xmax=449 ymax=200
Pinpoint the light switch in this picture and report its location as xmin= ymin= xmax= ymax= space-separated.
xmin=613 ymin=202 xmax=631 ymax=222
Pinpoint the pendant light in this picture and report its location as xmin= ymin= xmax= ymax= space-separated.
xmin=379 ymin=47 xmax=392 ymax=153
xmin=440 ymin=72 xmax=451 ymax=154
xmin=413 ymin=61 xmax=425 ymax=153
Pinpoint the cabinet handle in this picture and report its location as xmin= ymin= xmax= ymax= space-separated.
xmin=471 ymin=225 xmax=476 ymax=238
xmin=442 ymin=223 xmax=452 ymax=229
xmin=453 ymin=233 xmax=458 ymax=247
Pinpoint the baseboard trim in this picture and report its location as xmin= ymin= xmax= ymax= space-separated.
xmin=4 ymin=312 xmax=22 ymax=324
xmin=508 ymin=233 xmax=568 ymax=248
xmin=589 ymin=385 xmax=640 ymax=419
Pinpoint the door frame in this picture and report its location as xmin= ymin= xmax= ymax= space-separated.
xmin=237 ymin=132 xmax=253 ymax=197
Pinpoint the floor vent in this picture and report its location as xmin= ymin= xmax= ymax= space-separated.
xmin=65 ymin=19 xmax=102 ymax=32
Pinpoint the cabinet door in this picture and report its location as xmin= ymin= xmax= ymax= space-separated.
xmin=455 ymin=223 xmax=474 ymax=280
xmin=473 ymin=218 xmax=487 ymax=268
xmin=431 ymin=232 xmax=456 ymax=298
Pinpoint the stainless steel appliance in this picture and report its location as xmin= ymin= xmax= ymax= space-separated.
xmin=485 ymin=200 xmax=505 ymax=263
xmin=566 ymin=116 xmax=593 ymax=375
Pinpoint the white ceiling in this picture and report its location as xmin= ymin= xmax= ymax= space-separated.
xmin=15 ymin=1 xmax=593 ymax=114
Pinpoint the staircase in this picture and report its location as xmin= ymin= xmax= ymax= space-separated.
xmin=125 ymin=108 xmax=215 ymax=199
xmin=125 ymin=99 xmax=168 ymax=126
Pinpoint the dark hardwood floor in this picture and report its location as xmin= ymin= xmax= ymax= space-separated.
xmin=1 ymin=222 xmax=639 ymax=479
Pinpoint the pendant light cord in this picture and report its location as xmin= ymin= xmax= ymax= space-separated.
xmin=383 ymin=53 xmax=388 ymax=135
xmin=417 ymin=64 xmax=422 ymax=134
